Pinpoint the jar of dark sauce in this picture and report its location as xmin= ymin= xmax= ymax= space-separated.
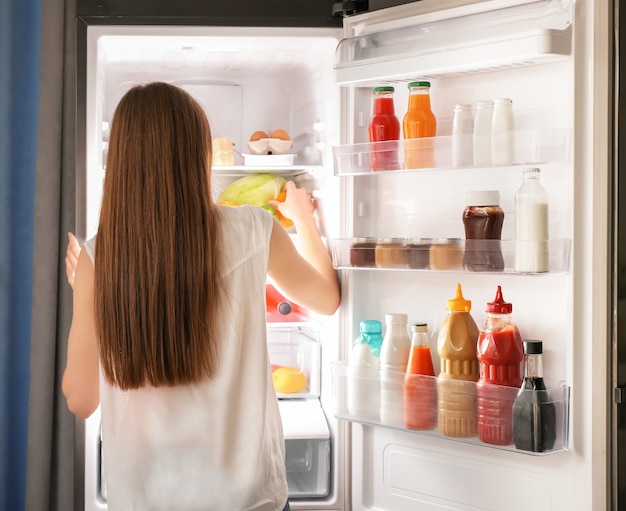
xmin=462 ymin=190 xmax=505 ymax=271
xmin=350 ymin=238 xmax=378 ymax=267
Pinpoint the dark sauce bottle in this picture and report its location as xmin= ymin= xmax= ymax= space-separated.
xmin=463 ymin=190 xmax=505 ymax=271
xmin=512 ymin=340 xmax=556 ymax=452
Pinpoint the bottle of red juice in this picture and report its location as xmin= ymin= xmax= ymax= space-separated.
xmin=368 ymin=86 xmax=401 ymax=171
xmin=476 ymin=285 xmax=524 ymax=445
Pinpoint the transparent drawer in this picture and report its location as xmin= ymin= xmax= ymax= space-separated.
xmin=331 ymin=129 xmax=572 ymax=176
xmin=268 ymin=326 xmax=321 ymax=399
xmin=331 ymin=361 xmax=569 ymax=456
xmin=332 ymin=237 xmax=572 ymax=274
xmin=285 ymin=438 xmax=330 ymax=498
xmin=279 ymin=400 xmax=331 ymax=499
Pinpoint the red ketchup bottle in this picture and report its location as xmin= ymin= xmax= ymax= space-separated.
xmin=403 ymin=323 xmax=437 ymax=430
xmin=476 ymin=285 xmax=524 ymax=445
xmin=368 ymin=86 xmax=401 ymax=171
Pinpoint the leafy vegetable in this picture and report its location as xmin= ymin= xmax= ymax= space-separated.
xmin=218 ymin=173 xmax=287 ymax=207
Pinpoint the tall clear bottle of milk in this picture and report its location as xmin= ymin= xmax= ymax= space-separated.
xmin=515 ymin=168 xmax=549 ymax=273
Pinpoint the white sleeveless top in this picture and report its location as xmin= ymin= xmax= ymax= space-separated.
xmin=84 ymin=205 xmax=287 ymax=511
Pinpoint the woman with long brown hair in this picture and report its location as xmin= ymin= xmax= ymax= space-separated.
xmin=62 ymin=82 xmax=340 ymax=511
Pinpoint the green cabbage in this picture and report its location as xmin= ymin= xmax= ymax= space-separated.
xmin=218 ymin=173 xmax=286 ymax=207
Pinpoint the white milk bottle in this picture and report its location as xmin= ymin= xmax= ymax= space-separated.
xmin=515 ymin=168 xmax=549 ymax=272
xmin=491 ymin=98 xmax=515 ymax=164
xmin=380 ymin=313 xmax=411 ymax=426
xmin=452 ymin=103 xmax=474 ymax=167
xmin=473 ymin=100 xmax=494 ymax=166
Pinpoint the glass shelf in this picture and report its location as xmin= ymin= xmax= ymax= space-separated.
xmin=332 ymin=129 xmax=571 ymax=176
xmin=331 ymin=361 xmax=570 ymax=456
xmin=332 ymin=237 xmax=571 ymax=274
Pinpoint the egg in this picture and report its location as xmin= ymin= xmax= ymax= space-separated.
xmin=250 ymin=130 xmax=269 ymax=141
xmin=271 ymin=129 xmax=291 ymax=141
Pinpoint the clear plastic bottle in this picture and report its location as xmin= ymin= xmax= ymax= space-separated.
xmin=491 ymin=98 xmax=515 ymax=164
xmin=402 ymin=81 xmax=437 ymax=169
xmin=380 ymin=313 xmax=411 ymax=426
xmin=437 ymin=283 xmax=480 ymax=438
xmin=348 ymin=320 xmax=383 ymax=419
xmin=476 ymin=286 xmax=524 ymax=445
xmin=515 ymin=168 xmax=549 ymax=273
xmin=473 ymin=100 xmax=494 ymax=166
xmin=452 ymin=103 xmax=474 ymax=167
xmin=368 ymin=86 xmax=401 ymax=171
xmin=512 ymin=340 xmax=557 ymax=452
xmin=403 ymin=323 xmax=437 ymax=430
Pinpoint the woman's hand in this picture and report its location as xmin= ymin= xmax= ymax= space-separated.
xmin=268 ymin=180 xmax=315 ymax=226
xmin=65 ymin=232 xmax=81 ymax=289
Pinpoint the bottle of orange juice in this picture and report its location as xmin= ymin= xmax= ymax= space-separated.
xmin=436 ymin=283 xmax=480 ymax=438
xmin=402 ymin=81 xmax=437 ymax=169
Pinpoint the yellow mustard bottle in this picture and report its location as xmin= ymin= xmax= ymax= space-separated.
xmin=436 ymin=283 xmax=480 ymax=438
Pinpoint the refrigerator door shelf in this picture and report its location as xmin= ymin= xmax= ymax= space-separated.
xmin=335 ymin=0 xmax=572 ymax=84
xmin=331 ymin=128 xmax=572 ymax=176
xmin=332 ymin=238 xmax=572 ymax=275
xmin=331 ymin=361 xmax=570 ymax=456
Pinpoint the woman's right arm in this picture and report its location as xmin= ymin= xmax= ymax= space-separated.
xmin=267 ymin=181 xmax=340 ymax=316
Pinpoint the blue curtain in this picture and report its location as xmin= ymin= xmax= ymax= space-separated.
xmin=0 ymin=0 xmax=42 ymax=509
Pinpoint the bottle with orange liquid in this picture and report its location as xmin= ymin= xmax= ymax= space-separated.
xmin=403 ymin=323 xmax=437 ymax=430
xmin=368 ymin=86 xmax=401 ymax=171
xmin=402 ymin=81 xmax=437 ymax=169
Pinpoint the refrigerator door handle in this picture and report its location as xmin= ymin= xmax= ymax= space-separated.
xmin=614 ymin=387 xmax=626 ymax=404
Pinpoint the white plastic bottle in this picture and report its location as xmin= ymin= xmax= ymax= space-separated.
xmin=347 ymin=320 xmax=382 ymax=419
xmin=379 ymin=313 xmax=411 ymax=426
xmin=452 ymin=104 xmax=474 ymax=167
xmin=473 ymin=100 xmax=494 ymax=166
xmin=347 ymin=343 xmax=380 ymax=419
xmin=515 ymin=168 xmax=549 ymax=272
xmin=491 ymin=98 xmax=515 ymax=164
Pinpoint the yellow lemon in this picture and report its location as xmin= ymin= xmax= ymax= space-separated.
xmin=272 ymin=367 xmax=307 ymax=394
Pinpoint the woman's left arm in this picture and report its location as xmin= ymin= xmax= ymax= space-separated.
xmin=62 ymin=249 xmax=100 ymax=419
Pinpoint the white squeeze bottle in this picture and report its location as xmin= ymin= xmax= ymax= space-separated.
xmin=347 ymin=320 xmax=382 ymax=420
xmin=379 ymin=313 xmax=411 ymax=426
xmin=515 ymin=168 xmax=549 ymax=273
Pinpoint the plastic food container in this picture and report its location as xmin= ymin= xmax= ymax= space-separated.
xmin=429 ymin=238 xmax=464 ymax=270
xmin=375 ymin=238 xmax=407 ymax=268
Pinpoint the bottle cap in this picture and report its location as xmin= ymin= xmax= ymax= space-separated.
xmin=466 ymin=190 xmax=500 ymax=206
xmin=486 ymin=285 xmax=512 ymax=313
xmin=454 ymin=103 xmax=472 ymax=111
xmin=523 ymin=168 xmax=541 ymax=179
xmin=476 ymin=99 xmax=494 ymax=108
xmin=373 ymin=86 xmax=395 ymax=93
xmin=411 ymin=323 xmax=428 ymax=332
xmin=408 ymin=81 xmax=431 ymax=88
xmin=447 ymin=283 xmax=472 ymax=312
xmin=494 ymin=97 xmax=513 ymax=105
xmin=524 ymin=340 xmax=543 ymax=354
xmin=277 ymin=301 xmax=292 ymax=315
xmin=360 ymin=319 xmax=383 ymax=334
xmin=385 ymin=313 xmax=408 ymax=325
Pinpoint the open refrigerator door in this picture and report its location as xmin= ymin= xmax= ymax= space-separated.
xmin=330 ymin=0 xmax=609 ymax=510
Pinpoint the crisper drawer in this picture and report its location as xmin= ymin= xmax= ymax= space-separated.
xmin=268 ymin=325 xmax=321 ymax=399
xmin=279 ymin=400 xmax=331 ymax=499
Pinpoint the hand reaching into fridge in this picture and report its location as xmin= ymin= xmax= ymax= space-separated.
xmin=267 ymin=180 xmax=340 ymax=316
xmin=65 ymin=232 xmax=81 ymax=289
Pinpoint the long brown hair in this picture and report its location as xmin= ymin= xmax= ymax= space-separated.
xmin=95 ymin=82 xmax=223 ymax=390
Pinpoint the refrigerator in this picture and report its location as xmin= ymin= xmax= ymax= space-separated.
xmin=73 ymin=0 xmax=616 ymax=509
